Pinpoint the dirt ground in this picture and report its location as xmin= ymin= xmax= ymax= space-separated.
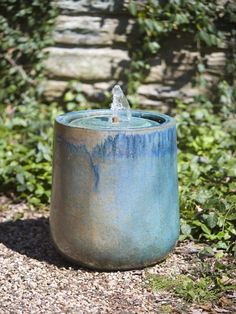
xmin=0 ymin=196 xmax=235 ymax=313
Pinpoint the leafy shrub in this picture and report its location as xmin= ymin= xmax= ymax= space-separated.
xmin=127 ymin=0 xmax=236 ymax=94
xmin=0 ymin=102 xmax=62 ymax=206
xmin=0 ymin=0 xmax=58 ymax=205
xmin=177 ymin=82 xmax=236 ymax=253
xmin=0 ymin=0 xmax=57 ymax=106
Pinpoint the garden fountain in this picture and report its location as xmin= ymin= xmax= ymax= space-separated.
xmin=50 ymin=85 xmax=179 ymax=270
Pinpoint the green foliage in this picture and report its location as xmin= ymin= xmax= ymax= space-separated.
xmin=0 ymin=0 xmax=57 ymax=106
xmin=0 ymin=101 xmax=62 ymax=206
xmin=177 ymin=81 xmax=236 ymax=253
xmin=0 ymin=0 xmax=58 ymax=205
xmin=127 ymin=0 xmax=235 ymax=95
xmin=63 ymin=81 xmax=89 ymax=111
xmin=149 ymin=261 xmax=235 ymax=303
xmin=62 ymin=80 xmax=110 ymax=111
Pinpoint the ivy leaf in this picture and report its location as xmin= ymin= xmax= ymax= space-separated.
xmin=181 ymin=223 xmax=192 ymax=236
xmin=129 ymin=1 xmax=137 ymax=16
xmin=64 ymin=91 xmax=74 ymax=102
xmin=16 ymin=173 xmax=25 ymax=185
xmin=205 ymin=213 xmax=218 ymax=229
xmin=194 ymin=190 xmax=211 ymax=204
xmin=198 ymin=30 xmax=210 ymax=45
xmin=193 ymin=221 xmax=211 ymax=235
xmin=146 ymin=41 xmax=160 ymax=54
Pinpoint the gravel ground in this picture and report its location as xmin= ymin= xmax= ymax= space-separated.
xmin=0 ymin=196 xmax=235 ymax=314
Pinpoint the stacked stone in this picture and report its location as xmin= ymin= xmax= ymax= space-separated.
xmin=44 ymin=0 xmax=227 ymax=110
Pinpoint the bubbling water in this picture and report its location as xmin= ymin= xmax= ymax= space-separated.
xmin=110 ymin=85 xmax=131 ymax=124
xmin=63 ymin=84 xmax=163 ymax=129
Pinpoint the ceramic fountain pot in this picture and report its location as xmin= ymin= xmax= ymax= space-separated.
xmin=50 ymin=109 xmax=179 ymax=270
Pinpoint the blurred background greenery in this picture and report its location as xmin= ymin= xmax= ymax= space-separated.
xmin=0 ymin=0 xmax=235 ymax=255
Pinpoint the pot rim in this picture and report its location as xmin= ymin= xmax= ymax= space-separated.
xmin=55 ymin=109 xmax=176 ymax=132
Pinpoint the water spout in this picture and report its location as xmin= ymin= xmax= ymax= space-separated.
xmin=110 ymin=85 xmax=131 ymax=124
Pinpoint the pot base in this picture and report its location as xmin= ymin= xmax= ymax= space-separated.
xmin=51 ymin=234 xmax=178 ymax=271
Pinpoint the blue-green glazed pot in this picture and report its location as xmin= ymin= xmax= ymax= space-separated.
xmin=50 ymin=110 xmax=179 ymax=270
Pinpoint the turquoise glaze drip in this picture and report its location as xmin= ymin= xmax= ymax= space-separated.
xmin=57 ymin=127 xmax=176 ymax=160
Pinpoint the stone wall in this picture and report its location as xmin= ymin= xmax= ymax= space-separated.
xmin=44 ymin=0 xmax=228 ymax=110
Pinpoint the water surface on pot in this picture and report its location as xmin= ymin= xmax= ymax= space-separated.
xmin=56 ymin=109 xmax=169 ymax=130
